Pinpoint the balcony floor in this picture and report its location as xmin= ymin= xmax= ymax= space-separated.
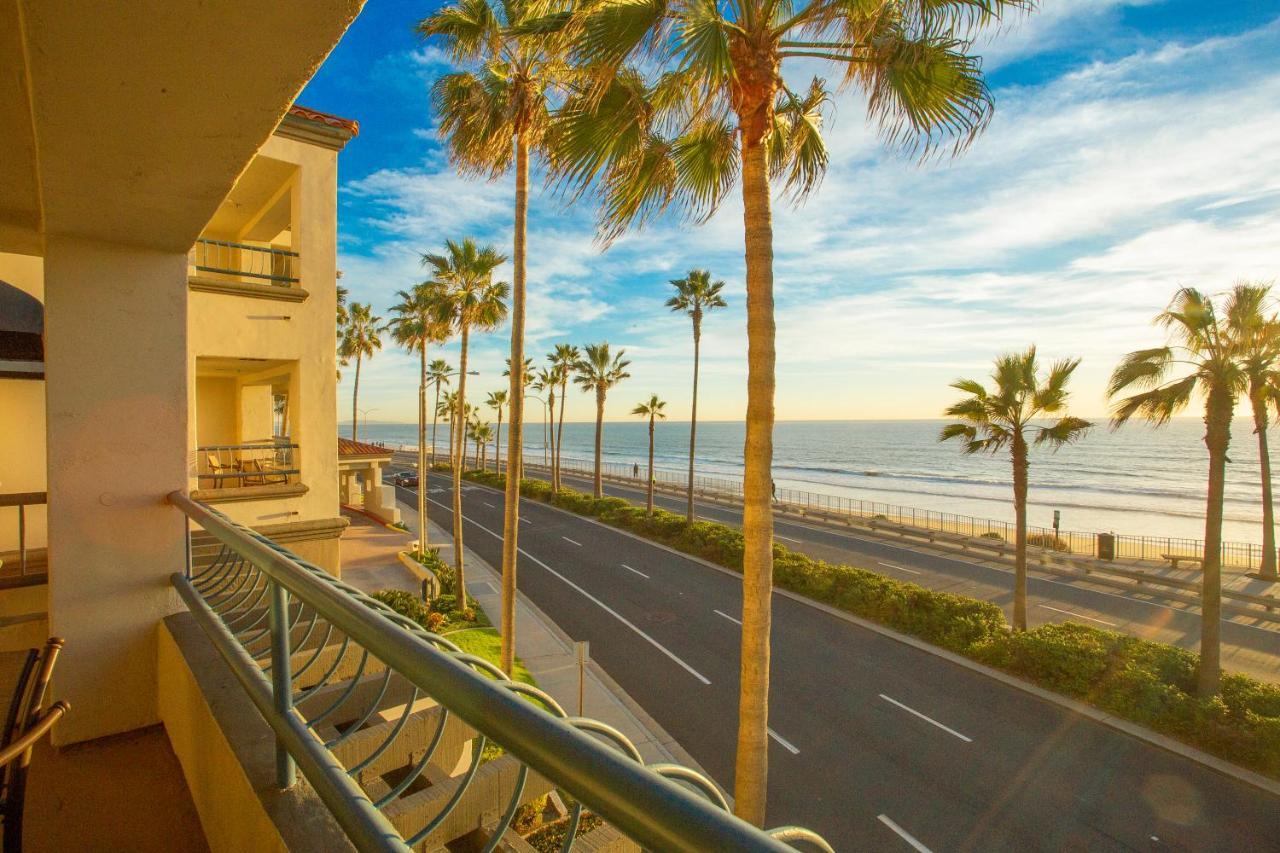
xmin=25 ymin=724 xmax=208 ymax=852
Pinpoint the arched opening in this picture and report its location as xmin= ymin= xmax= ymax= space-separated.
xmin=0 ymin=280 xmax=43 ymax=379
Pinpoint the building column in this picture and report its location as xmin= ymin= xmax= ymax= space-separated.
xmin=43 ymin=236 xmax=188 ymax=744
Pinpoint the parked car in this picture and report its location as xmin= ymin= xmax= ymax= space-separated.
xmin=391 ymin=472 xmax=418 ymax=488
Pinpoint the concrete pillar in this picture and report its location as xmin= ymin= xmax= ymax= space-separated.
xmin=43 ymin=236 xmax=188 ymax=743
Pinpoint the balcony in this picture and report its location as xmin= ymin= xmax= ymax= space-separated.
xmin=188 ymin=238 xmax=308 ymax=302
xmin=192 ymin=442 xmax=305 ymax=503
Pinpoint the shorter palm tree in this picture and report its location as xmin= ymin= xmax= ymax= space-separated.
xmin=575 ymin=343 xmax=631 ymax=498
xmin=487 ymin=389 xmax=509 ymax=474
xmin=340 ymin=302 xmax=382 ymax=442
xmin=940 ymin=347 xmax=1091 ymax=632
xmin=632 ymin=395 xmax=667 ymax=515
xmin=549 ymin=344 xmax=580 ymax=491
xmin=427 ymin=359 xmax=453 ymax=466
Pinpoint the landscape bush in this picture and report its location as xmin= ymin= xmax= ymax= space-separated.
xmin=1028 ymin=533 xmax=1070 ymax=551
xmin=461 ymin=469 xmax=1280 ymax=777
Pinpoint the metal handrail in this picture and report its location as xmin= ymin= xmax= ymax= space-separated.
xmin=191 ymin=238 xmax=299 ymax=285
xmin=0 ymin=491 xmax=47 ymax=576
xmin=168 ymin=492 xmax=829 ymax=852
xmin=197 ymin=443 xmax=299 ymax=488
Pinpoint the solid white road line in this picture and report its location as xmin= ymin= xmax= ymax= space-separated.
xmin=767 ymin=728 xmax=800 ymax=755
xmin=713 ymin=609 xmax=742 ymax=626
xmin=562 ymin=536 xmax=582 ymax=547
xmin=1037 ymin=603 xmax=1117 ymax=627
xmin=877 ymin=815 xmax=934 ymax=853
xmin=621 ymin=563 xmax=650 ymax=579
xmin=520 ymin=517 xmax=533 ymax=525
xmin=429 ymin=497 xmax=711 ymax=685
xmin=878 ymin=561 xmax=922 ymax=575
xmin=878 ymin=694 xmax=972 ymax=743
xmin=484 ymin=502 xmax=496 ymax=508
xmin=775 ymin=534 xmax=801 ymax=542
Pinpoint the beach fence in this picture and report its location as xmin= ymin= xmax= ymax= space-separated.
xmin=398 ymin=443 xmax=1263 ymax=572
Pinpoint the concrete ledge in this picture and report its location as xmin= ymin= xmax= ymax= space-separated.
xmin=158 ymin=612 xmax=354 ymax=853
xmin=187 ymin=275 xmax=310 ymax=303
xmin=192 ymin=483 xmax=309 ymax=504
xmin=396 ymin=550 xmax=441 ymax=599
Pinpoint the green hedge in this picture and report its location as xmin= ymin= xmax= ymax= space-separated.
xmin=463 ymin=469 xmax=1280 ymax=778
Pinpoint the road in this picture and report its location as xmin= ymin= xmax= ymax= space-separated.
xmin=389 ymin=469 xmax=1280 ymax=851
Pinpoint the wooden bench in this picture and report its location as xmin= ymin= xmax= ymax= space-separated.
xmin=1161 ymin=553 xmax=1203 ymax=570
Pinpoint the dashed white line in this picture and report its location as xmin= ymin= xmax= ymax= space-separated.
xmin=878 ymin=694 xmax=972 ymax=743
xmin=483 ymin=502 xmax=496 ymax=508
xmin=877 ymin=815 xmax=933 ymax=853
xmin=520 ymin=517 xmax=533 ymax=525
xmin=1037 ymin=604 xmax=1117 ymax=627
xmin=621 ymin=563 xmax=650 ymax=579
xmin=878 ymin=561 xmax=922 ymax=575
xmin=429 ymin=498 xmax=711 ymax=685
xmin=775 ymin=533 xmax=801 ymax=542
xmin=714 ymin=609 xmax=742 ymax=626
xmin=562 ymin=536 xmax=582 ymax=547
xmin=767 ymin=728 xmax=800 ymax=755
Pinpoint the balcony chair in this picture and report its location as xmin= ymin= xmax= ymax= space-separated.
xmin=242 ymin=457 xmax=289 ymax=486
xmin=0 ymin=638 xmax=68 ymax=851
xmin=205 ymin=453 xmax=239 ymax=488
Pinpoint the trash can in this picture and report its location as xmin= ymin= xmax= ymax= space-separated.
xmin=1097 ymin=532 xmax=1115 ymax=561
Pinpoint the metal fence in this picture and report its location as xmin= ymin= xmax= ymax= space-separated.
xmin=196 ymin=442 xmax=300 ymax=489
xmin=0 ymin=492 xmax=47 ymax=579
xmin=170 ymin=492 xmax=829 ymax=852
xmin=190 ymin=238 xmax=299 ymax=286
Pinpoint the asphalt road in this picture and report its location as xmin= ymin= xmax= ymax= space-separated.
xmin=389 ymin=469 xmax=1280 ymax=852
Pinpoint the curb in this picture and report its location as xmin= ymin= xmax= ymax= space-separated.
xmin=460 ymin=476 xmax=1280 ymax=801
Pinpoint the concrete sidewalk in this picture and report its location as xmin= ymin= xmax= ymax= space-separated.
xmin=354 ymin=498 xmax=708 ymax=775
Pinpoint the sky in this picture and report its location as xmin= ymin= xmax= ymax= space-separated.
xmin=302 ymin=0 xmax=1280 ymax=424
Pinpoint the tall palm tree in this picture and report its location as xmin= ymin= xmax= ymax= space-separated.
xmin=336 ymin=283 xmax=351 ymax=381
xmin=549 ymin=344 xmax=579 ymax=491
xmin=544 ymin=0 xmax=1029 ymax=823
xmin=667 ymin=270 xmax=727 ymax=523
xmin=427 ymin=359 xmax=454 ymax=467
xmin=388 ymin=283 xmax=452 ymax=554
xmin=1111 ymin=288 xmax=1246 ymax=698
xmin=940 ymin=348 xmax=1090 ymax=631
xmin=574 ymin=342 xmax=631 ymax=498
xmin=341 ymin=302 xmax=382 ymax=442
xmin=632 ymin=394 xmax=667 ymax=515
xmin=487 ymin=389 xmax=509 ymax=473
xmin=424 ymin=238 xmax=509 ymax=603
xmin=1225 ymin=283 xmax=1280 ymax=579
xmin=419 ymin=0 xmax=570 ymax=679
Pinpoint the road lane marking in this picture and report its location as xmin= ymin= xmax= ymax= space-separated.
xmin=429 ymin=498 xmax=711 ymax=685
xmin=714 ymin=609 xmax=742 ymax=626
xmin=775 ymin=534 xmax=801 ymax=542
xmin=484 ymin=502 xmax=496 ymax=508
xmin=878 ymin=694 xmax=972 ymax=743
xmin=767 ymin=728 xmax=800 ymax=755
xmin=520 ymin=518 xmax=533 ymax=525
xmin=621 ymin=564 xmax=649 ymax=579
xmin=562 ymin=536 xmax=582 ymax=547
xmin=1037 ymin=604 xmax=1117 ymax=627
xmin=878 ymin=561 xmax=922 ymax=575
xmin=877 ymin=815 xmax=933 ymax=853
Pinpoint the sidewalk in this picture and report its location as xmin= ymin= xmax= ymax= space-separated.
xmin=343 ymin=501 xmax=707 ymax=773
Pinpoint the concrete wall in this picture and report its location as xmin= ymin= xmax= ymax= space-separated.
xmin=195 ymin=377 xmax=237 ymax=446
xmin=44 ymin=236 xmax=188 ymax=743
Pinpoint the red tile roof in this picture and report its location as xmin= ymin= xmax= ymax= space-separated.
xmin=338 ymin=437 xmax=392 ymax=458
xmin=288 ymin=105 xmax=359 ymax=137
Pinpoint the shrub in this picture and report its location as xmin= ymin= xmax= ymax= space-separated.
xmin=372 ymin=589 xmax=430 ymax=628
xmin=412 ymin=548 xmax=455 ymax=596
xmin=980 ymin=531 xmax=1004 ymax=541
xmin=1028 ymin=533 xmax=1070 ymax=551
xmin=426 ymin=611 xmax=446 ymax=632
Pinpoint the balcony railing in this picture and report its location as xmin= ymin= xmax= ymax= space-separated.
xmin=190 ymin=238 xmax=299 ymax=286
xmin=197 ymin=443 xmax=299 ymax=489
xmin=168 ymin=492 xmax=830 ymax=852
xmin=0 ymin=492 xmax=47 ymax=581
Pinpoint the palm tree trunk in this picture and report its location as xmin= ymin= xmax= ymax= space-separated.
xmin=555 ymin=377 xmax=568 ymax=492
xmin=1252 ymin=387 xmax=1277 ymax=578
xmin=500 ymin=135 xmax=529 ymax=676
xmin=593 ymin=387 xmax=605 ymax=498
xmin=647 ymin=414 xmax=655 ymax=515
xmin=431 ymin=381 xmax=441 ymax=468
xmin=352 ymin=352 xmax=362 ymax=442
xmin=687 ymin=315 xmax=701 ymax=523
xmin=418 ymin=348 xmax=428 ymax=552
xmin=734 ymin=126 xmax=775 ymax=827
xmin=1200 ymin=386 xmax=1231 ymax=697
xmin=453 ymin=326 xmax=470 ymax=595
xmin=1012 ymin=434 xmax=1029 ymax=632
xmin=496 ymin=411 xmax=504 ymax=474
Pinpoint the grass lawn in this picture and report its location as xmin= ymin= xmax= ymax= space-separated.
xmin=443 ymin=626 xmax=537 ymax=686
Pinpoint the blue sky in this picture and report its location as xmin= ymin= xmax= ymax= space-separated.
xmin=303 ymin=1 xmax=1280 ymax=423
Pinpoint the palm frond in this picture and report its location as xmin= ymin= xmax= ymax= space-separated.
xmin=1109 ymin=375 xmax=1197 ymax=429
xmin=1106 ymin=347 xmax=1173 ymax=396
xmin=1033 ymin=415 xmax=1092 ymax=450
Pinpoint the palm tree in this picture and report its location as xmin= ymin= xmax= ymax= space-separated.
xmin=341 ymin=302 xmax=382 ymax=442
xmin=1111 ymin=288 xmax=1246 ymax=698
xmin=533 ymin=366 xmax=558 ymax=467
xmin=388 ymin=283 xmax=452 ymax=554
xmin=574 ymin=343 xmax=631 ymax=498
xmin=667 ymin=270 xmax=728 ymax=523
xmin=503 ymin=356 xmax=535 ymax=479
xmin=544 ymin=0 xmax=1028 ymax=823
xmin=474 ymin=421 xmax=494 ymax=470
xmin=336 ymin=283 xmax=351 ymax=381
xmin=487 ymin=389 xmax=509 ymax=473
xmin=632 ymin=395 xmax=667 ymax=515
xmin=427 ymin=359 xmax=454 ymax=467
xmin=419 ymin=0 xmax=569 ymax=679
xmin=549 ymin=344 xmax=579 ymax=491
xmin=424 ymin=238 xmax=509 ymax=602
xmin=1225 ymin=283 xmax=1280 ymax=579
xmin=940 ymin=348 xmax=1091 ymax=632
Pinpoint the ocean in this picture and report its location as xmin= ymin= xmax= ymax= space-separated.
xmin=353 ymin=417 xmax=1272 ymax=545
